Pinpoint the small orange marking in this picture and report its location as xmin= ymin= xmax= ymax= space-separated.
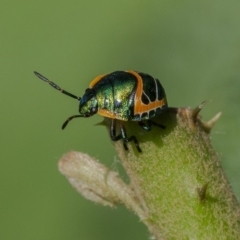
xmin=98 ymin=109 xmax=116 ymax=119
xmin=127 ymin=71 xmax=166 ymax=115
xmin=89 ymin=74 xmax=107 ymax=88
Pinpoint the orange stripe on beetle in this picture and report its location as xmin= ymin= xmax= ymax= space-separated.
xmin=89 ymin=74 xmax=107 ymax=88
xmin=98 ymin=108 xmax=116 ymax=119
xmin=127 ymin=71 xmax=166 ymax=116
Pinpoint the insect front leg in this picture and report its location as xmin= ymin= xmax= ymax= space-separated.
xmin=110 ymin=119 xmax=123 ymax=142
xmin=110 ymin=119 xmax=142 ymax=153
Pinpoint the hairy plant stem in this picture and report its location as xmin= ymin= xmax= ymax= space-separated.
xmin=59 ymin=106 xmax=240 ymax=239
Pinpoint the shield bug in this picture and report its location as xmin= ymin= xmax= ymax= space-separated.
xmin=34 ymin=70 xmax=167 ymax=152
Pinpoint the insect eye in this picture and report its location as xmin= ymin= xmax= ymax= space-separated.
xmin=91 ymin=107 xmax=97 ymax=114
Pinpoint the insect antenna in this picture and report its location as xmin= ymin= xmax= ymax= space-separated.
xmin=62 ymin=115 xmax=83 ymax=129
xmin=34 ymin=71 xmax=81 ymax=100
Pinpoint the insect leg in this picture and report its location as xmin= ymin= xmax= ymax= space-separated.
xmin=119 ymin=122 xmax=142 ymax=153
xmin=110 ymin=119 xmax=142 ymax=153
xmin=138 ymin=121 xmax=152 ymax=131
xmin=110 ymin=119 xmax=123 ymax=141
xmin=148 ymin=120 xmax=165 ymax=129
xmin=139 ymin=120 xmax=165 ymax=131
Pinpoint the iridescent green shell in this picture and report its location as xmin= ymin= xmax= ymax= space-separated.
xmin=79 ymin=70 xmax=167 ymax=121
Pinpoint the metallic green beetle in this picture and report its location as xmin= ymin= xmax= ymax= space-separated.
xmin=34 ymin=70 xmax=168 ymax=152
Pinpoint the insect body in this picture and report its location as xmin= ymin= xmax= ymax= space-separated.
xmin=34 ymin=70 xmax=168 ymax=152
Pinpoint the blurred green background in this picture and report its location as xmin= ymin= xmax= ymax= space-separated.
xmin=1 ymin=1 xmax=240 ymax=239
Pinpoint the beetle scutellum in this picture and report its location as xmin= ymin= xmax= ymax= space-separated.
xmin=34 ymin=71 xmax=168 ymax=152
